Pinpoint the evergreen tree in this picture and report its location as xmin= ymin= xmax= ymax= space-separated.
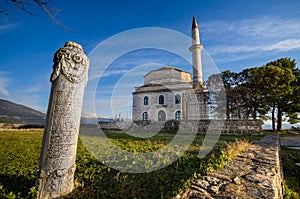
xmin=265 ymin=58 xmax=297 ymax=130
xmin=207 ymin=57 xmax=299 ymax=131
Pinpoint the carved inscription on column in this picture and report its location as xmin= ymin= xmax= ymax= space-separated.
xmin=36 ymin=42 xmax=89 ymax=199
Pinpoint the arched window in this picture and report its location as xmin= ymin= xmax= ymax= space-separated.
xmin=159 ymin=95 xmax=164 ymax=104
xmin=142 ymin=112 xmax=148 ymax=121
xmin=158 ymin=110 xmax=166 ymax=121
xmin=175 ymin=94 xmax=181 ymax=104
xmin=175 ymin=111 xmax=182 ymax=120
xmin=144 ymin=96 xmax=149 ymax=105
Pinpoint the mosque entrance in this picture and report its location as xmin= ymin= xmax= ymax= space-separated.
xmin=158 ymin=110 xmax=166 ymax=121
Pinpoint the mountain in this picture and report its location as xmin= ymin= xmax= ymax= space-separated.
xmin=0 ymin=99 xmax=46 ymax=125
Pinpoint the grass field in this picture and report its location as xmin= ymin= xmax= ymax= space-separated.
xmin=0 ymin=130 xmax=263 ymax=199
xmin=280 ymin=147 xmax=300 ymax=199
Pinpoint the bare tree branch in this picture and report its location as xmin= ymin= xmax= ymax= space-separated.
xmin=33 ymin=0 xmax=68 ymax=29
xmin=10 ymin=0 xmax=36 ymax=16
xmin=0 ymin=0 xmax=68 ymax=29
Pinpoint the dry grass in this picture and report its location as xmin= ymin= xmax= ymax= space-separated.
xmin=224 ymin=140 xmax=252 ymax=160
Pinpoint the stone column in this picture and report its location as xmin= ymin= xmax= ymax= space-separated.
xmin=36 ymin=42 xmax=89 ymax=199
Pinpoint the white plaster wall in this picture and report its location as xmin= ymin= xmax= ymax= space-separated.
xmin=132 ymin=91 xmax=184 ymax=121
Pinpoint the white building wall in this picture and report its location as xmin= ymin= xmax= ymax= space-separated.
xmin=132 ymin=91 xmax=184 ymax=121
xmin=132 ymin=67 xmax=207 ymax=122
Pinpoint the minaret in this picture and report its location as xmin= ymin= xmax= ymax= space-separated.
xmin=189 ymin=16 xmax=204 ymax=91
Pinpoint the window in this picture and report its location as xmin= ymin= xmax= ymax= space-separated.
xmin=144 ymin=96 xmax=149 ymax=105
xmin=175 ymin=111 xmax=182 ymax=120
xmin=158 ymin=110 xmax=166 ymax=121
xmin=159 ymin=95 xmax=164 ymax=104
xmin=142 ymin=112 xmax=148 ymax=121
xmin=175 ymin=94 xmax=181 ymax=104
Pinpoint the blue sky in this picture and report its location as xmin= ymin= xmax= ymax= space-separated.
xmin=1 ymin=0 xmax=300 ymax=118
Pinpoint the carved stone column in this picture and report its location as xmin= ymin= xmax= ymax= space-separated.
xmin=36 ymin=42 xmax=89 ymax=199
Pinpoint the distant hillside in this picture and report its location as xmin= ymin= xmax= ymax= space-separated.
xmin=0 ymin=99 xmax=46 ymax=125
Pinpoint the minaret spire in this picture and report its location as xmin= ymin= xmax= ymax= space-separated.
xmin=192 ymin=15 xmax=198 ymax=28
xmin=189 ymin=16 xmax=203 ymax=91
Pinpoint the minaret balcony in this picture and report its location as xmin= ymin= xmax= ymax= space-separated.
xmin=189 ymin=44 xmax=203 ymax=52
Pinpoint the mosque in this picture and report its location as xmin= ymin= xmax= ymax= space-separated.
xmin=99 ymin=16 xmax=261 ymax=134
xmin=132 ymin=16 xmax=208 ymax=122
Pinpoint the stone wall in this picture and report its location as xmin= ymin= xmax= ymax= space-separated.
xmin=128 ymin=119 xmax=262 ymax=135
xmin=174 ymin=134 xmax=283 ymax=199
xmin=0 ymin=122 xmax=44 ymax=129
xmin=184 ymin=119 xmax=263 ymax=135
xmin=0 ymin=122 xmax=23 ymax=129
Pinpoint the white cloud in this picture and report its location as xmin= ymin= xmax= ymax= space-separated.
xmin=94 ymin=95 xmax=132 ymax=118
xmin=11 ymin=94 xmax=48 ymax=113
xmin=21 ymin=75 xmax=51 ymax=94
xmin=210 ymin=39 xmax=300 ymax=55
xmin=201 ymin=16 xmax=300 ymax=62
xmin=202 ymin=17 xmax=300 ymax=41
xmin=0 ymin=72 xmax=51 ymax=113
xmin=264 ymin=39 xmax=300 ymax=51
xmin=0 ymin=71 xmax=10 ymax=97
xmin=102 ymin=69 xmax=129 ymax=77
xmin=0 ymin=87 xmax=9 ymax=97
xmin=87 ymin=27 xmax=195 ymax=82
xmin=0 ymin=23 xmax=17 ymax=32
xmin=0 ymin=17 xmax=18 ymax=33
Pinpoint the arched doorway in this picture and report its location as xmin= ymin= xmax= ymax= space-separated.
xmin=158 ymin=110 xmax=166 ymax=121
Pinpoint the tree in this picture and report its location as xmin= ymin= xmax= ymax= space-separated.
xmin=258 ymin=65 xmax=295 ymax=130
xmin=286 ymin=68 xmax=300 ymax=124
xmin=0 ymin=0 xmax=66 ymax=29
xmin=206 ymin=73 xmax=227 ymax=119
xmin=208 ymin=57 xmax=299 ymax=131
xmin=264 ymin=58 xmax=298 ymax=130
xmin=207 ymin=70 xmax=252 ymax=120
xmin=238 ymin=67 xmax=264 ymax=120
xmin=221 ymin=70 xmax=236 ymax=119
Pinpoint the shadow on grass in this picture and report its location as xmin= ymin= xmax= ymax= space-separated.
xmin=280 ymin=147 xmax=300 ymax=197
xmin=67 ymin=133 xmax=264 ymax=199
xmin=0 ymin=174 xmax=35 ymax=197
xmin=67 ymin=141 xmax=202 ymax=199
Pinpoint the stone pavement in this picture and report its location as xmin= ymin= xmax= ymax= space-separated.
xmin=173 ymin=134 xmax=283 ymax=199
xmin=280 ymin=135 xmax=300 ymax=151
